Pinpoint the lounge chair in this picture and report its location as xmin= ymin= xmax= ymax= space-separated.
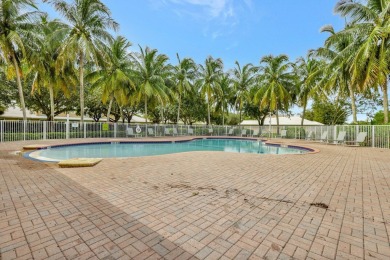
xmin=241 ymin=129 xmax=247 ymax=137
xmin=188 ymin=128 xmax=194 ymax=135
xmin=126 ymin=128 xmax=138 ymax=138
xmin=345 ymin=132 xmax=367 ymax=146
xmin=164 ymin=128 xmax=172 ymax=136
xmin=252 ymin=129 xmax=260 ymax=137
xmin=148 ymin=128 xmax=156 ymax=137
xmin=315 ymin=131 xmax=328 ymax=143
xmin=208 ymin=128 xmax=213 ymax=136
xmin=172 ymin=128 xmax=178 ymax=136
xmin=227 ymin=129 xmax=234 ymax=136
xmin=327 ymin=131 xmax=346 ymax=145
xmin=305 ymin=131 xmax=313 ymax=141
xmin=280 ymin=130 xmax=287 ymax=138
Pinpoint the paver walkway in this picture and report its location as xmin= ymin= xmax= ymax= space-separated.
xmin=1 ymin=138 xmax=390 ymax=259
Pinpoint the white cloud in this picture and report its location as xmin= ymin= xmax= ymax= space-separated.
xmin=149 ymin=0 xmax=253 ymax=39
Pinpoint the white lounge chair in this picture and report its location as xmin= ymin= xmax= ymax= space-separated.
xmin=172 ymin=128 xmax=178 ymax=136
xmin=188 ymin=128 xmax=194 ymax=135
xmin=227 ymin=129 xmax=234 ymax=136
xmin=345 ymin=132 xmax=367 ymax=146
xmin=208 ymin=128 xmax=213 ymax=136
xmin=164 ymin=128 xmax=172 ymax=136
xmin=315 ymin=131 xmax=328 ymax=143
xmin=280 ymin=130 xmax=287 ymax=138
xmin=305 ymin=131 xmax=313 ymax=141
xmin=148 ymin=128 xmax=156 ymax=137
xmin=252 ymin=129 xmax=260 ymax=137
xmin=126 ymin=128 xmax=137 ymax=138
xmin=327 ymin=131 xmax=346 ymax=145
xmin=241 ymin=129 xmax=247 ymax=137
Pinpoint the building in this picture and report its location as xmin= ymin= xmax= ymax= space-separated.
xmin=0 ymin=106 xmax=146 ymax=123
xmin=240 ymin=116 xmax=323 ymax=126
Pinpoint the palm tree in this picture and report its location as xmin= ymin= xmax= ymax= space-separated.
xmin=197 ymin=56 xmax=223 ymax=125
xmin=254 ymin=55 xmax=295 ymax=132
xmin=172 ymin=54 xmax=197 ymax=123
xmin=295 ymin=56 xmax=322 ymax=126
xmin=215 ymin=73 xmax=232 ymax=126
xmin=314 ymin=25 xmax=360 ymax=124
xmin=44 ymin=0 xmax=118 ymax=125
xmin=231 ymin=61 xmax=257 ymax=124
xmin=334 ymin=0 xmax=390 ymax=123
xmin=30 ymin=16 xmax=76 ymax=122
xmin=87 ymin=36 xmax=134 ymax=122
xmin=0 ymin=0 xmax=41 ymax=121
xmin=131 ymin=46 xmax=171 ymax=123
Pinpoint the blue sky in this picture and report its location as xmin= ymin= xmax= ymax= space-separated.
xmin=40 ymin=0 xmax=345 ymax=69
xmin=40 ymin=0 xmax=362 ymax=121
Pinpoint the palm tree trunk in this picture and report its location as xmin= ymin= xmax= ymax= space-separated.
xmin=79 ymin=51 xmax=85 ymax=126
xmin=177 ymin=93 xmax=181 ymax=123
xmin=12 ymin=52 xmax=27 ymax=121
xmin=276 ymin=110 xmax=280 ymax=135
xmin=49 ymin=85 xmax=55 ymax=122
xmin=301 ymin=98 xmax=307 ymax=126
xmin=239 ymin=103 xmax=242 ymax=125
xmin=222 ymin=105 xmax=225 ymax=126
xmin=207 ymin=94 xmax=211 ymax=125
xmin=106 ymin=97 xmax=113 ymax=122
xmin=144 ymin=95 xmax=148 ymax=123
xmin=383 ymin=81 xmax=389 ymax=124
xmin=348 ymin=85 xmax=357 ymax=124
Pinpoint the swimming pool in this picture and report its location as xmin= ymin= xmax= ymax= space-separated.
xmin=26 ymin=138 xmax=312 ymax=162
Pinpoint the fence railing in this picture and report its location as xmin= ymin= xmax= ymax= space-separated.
xmin=1 ymin=120 xmax=389 ymax=149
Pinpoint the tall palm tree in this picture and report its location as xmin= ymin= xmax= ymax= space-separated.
xmin=314 ymin=25 xmax=360 ymax=124
xmin=215 ymin=73 xmax=233 ymax=126
xmin=334 ymin=0 xmax=390 ymax=123
xmin=44 ymin=0 xmax=118 ymax=125
xmin=197 ymin=56 xmax=223 ymax=125
xmin=87 ymin=36 xmax=134 ymax=122
xmin=30 ymin=16 xmax=76 ymax=122
xmin=230 ymin=61 xmax=257 ymax=124
xmin=254 ymin=55 xmax=295 ymax=132
xmin=0 ymin=0 xmax=41 ymax=121
xmin=172 ymin=54 xmax=197 ymax=123
xmin=295 ymin=56 xmax=322 ymax=126
xmin=131 ymin=46 xmax=171 ymax=123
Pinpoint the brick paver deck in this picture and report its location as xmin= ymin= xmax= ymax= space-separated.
xmin=1 ymin=137 xmax=390 ymax=259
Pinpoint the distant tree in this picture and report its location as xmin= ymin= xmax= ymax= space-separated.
xmin=172 ymin=54 xmax=197 ymax=123
xmin=255 ymin=55 xmax=295 ymax=132
xmin=371 ymin=111 xmax=390 ymax=125
xmin=0 ymin=0 xmax=41 ymax=120
xmin=305 ymin=97 xmax=350 ymax=125
xmin=197 ymin=56 xmax=223 ymax=125
xmin=45 ymin=0 xmax=119 ymax=125
xmin=131 ymin=46 xmax=171 ymax=123
xmin=231 ymin=61 xmax=257 ymax=123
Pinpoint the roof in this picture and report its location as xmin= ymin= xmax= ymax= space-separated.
xmin=240 ymin=116 xmax=323 ymax=126
xmin=0 ymin=106 xmax=146 ymax=123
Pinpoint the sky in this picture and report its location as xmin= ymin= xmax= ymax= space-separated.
xmin=39 ymin=0 xmax=363 ymax=121
xmin=40 ymin=0 xmax=345 ymax=69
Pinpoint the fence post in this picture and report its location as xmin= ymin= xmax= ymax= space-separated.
xmin=43 ymin=121 xmax=47 ymax=140
xmin=84 ymin=122 xmax=87 ymax=139
xmin=114 ymin=123 xmax=117 ymax=138
xmin=0 ymin=120 xmax=3 ymax=143
xmin=372 ymin=125 xmax=375 ymax=148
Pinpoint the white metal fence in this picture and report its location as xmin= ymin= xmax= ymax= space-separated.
xmin=1 ymin=120 xmax=390 ymax=149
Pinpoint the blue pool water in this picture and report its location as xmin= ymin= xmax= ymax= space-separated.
xmin=28 ymin=139 xmax=311 ymax=161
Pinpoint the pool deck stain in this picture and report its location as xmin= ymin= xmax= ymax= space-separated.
xmin=1 ymin=137 xmax=390 ymax=259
